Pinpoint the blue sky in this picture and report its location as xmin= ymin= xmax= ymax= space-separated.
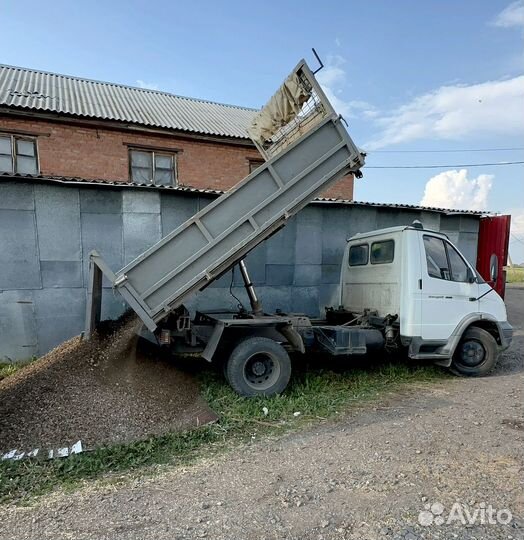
xmin=2 ymin=0 xmax=523 ymax=260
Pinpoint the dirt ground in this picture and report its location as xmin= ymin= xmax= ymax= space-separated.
xmin=1 ymin=287 xmax=523 ymax=540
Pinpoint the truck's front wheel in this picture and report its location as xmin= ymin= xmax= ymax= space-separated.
xmin=226 ymin=337 xmax=291 ymax=397
xmin=451 ymin=327 xmax=498 ymax=377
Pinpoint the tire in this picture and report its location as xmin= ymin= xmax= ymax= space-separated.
xmin=451 ymin=327 xmax=498 ymax=377
xmin=226 ymin=337 xmax=292 ymax=397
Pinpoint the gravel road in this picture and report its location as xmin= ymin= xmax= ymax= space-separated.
xmin=1 ymin=287 xmax=523 ymax=540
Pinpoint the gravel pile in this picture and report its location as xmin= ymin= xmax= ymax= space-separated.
xmin=0 ymin=314 xmax=217 ymax=452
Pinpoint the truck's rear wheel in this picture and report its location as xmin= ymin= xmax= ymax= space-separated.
xmin=226 ymin=337 xmax=291 ymax=397
xmin=451 ymin=327 xmax=498 ymax=377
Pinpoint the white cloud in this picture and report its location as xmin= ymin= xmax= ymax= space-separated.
xmin=508 ymin=208 xmax=524 ymax=236
xmin=420 ymin=169 xmax=493 ymax=211
xmin=136 ymin=80 xmax=160 ymax=90
xmin=493 ymin=1 xmax=524 ymax=28
xmin=316 ymin=55 xmax=378 ymax=119
xmin=366 ymin=75 xmax=524 ymax=149
xmin=505 ymin=207 xmax=524 ymax=264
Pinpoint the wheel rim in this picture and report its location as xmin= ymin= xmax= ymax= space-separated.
xmin=459 ymin=340 xmax=486 ymax=367
xmin=244 ymin=352 xmax=281 ymax=390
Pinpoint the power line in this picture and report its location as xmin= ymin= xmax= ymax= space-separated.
xmin=369 ymin=147 xmax=524 ymax=153
xmin=366 ymin=161 xmax=524 ymax=169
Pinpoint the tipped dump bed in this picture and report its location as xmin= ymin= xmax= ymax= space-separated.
xmin=86 ymin=59 xmax=365 ymax=332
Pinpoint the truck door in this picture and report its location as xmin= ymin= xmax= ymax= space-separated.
xmin=420 ymin=234 xmax=479 ymax=341
xmin=476 ymin=215 xmax=511 ymax=299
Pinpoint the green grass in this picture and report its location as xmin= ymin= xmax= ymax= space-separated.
xmin=0 ymin=360 xmax=33 ymax=382
xmin=0 ymin=360 xmax=446 ymax=504
xmin=507 ymin=266 xmax=524 ymax=283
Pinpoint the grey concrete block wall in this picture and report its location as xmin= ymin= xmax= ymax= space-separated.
xmin=0 ymin=209 xmax=41 ymax=290
xmin=0 ymin=181 xmax=481 ymax=361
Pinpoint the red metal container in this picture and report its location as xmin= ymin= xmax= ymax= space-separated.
xmin=476 ymin=215 xmax=511 ymax=298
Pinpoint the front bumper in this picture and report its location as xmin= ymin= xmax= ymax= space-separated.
xmin=498 ymin=321 xmax=513 ymax=350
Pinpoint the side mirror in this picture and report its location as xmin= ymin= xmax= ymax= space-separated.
xmin=466 ymin=267 xmax=476 ymax=284
xmin=489 ymin=254 xmax=499 ymax=283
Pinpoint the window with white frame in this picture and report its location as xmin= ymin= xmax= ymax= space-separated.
xmin=0 ymin=135 xmax=38 ymax=174
xmin=129 ymin=149 xmax=177 ymax=186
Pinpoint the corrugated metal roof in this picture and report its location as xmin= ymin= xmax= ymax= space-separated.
xmin=0 ymin=64 xmax=257 ymax=139
xmin=0 ymin=172 xmax=485 ymax=215
xmin=314 ymin=197 xmax=484 ymax=215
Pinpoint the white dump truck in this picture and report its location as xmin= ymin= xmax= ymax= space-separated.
xmin=85 ymin=56 xmax=512 ymax=396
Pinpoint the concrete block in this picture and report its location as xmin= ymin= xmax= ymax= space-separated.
xmin=36 ymin=314 xmax=85 ymax=356
xmin=345 ymin=206 xmax=377 ymax=237
xmin=33 ymin=288 xmax=86 ymax=356
xmin=191 ymin=287 xmax=246 ymax=313
xmin=440 ymin=215 xmax=461 ymax=232
xmin=460 ymin=216 xmax=480 ymax=233
xmin=376 ymin=208 xmax=421 ymax=230
xmin=33 ymin=287 xmax=86 ymax=319
xmin=35 ymin=185 xmax=81 ymax=261
xmin=290 ymin=287 xmax=320 ymax=317
xmin=198 ymin=195 xmax=215 ymax=210
xmin=321 ymin=264 xmax=341 ymax=284
xmin=457 ymin=232 xmax=478 ymax=266
xmin=101 ymin=291 xmax=128 ymax=321
xmin=0 ymin=290 xmax=37 ymax=361
xmin=266 ymin=265 xmax=294 ymax=286
xmin=161 ymin=194 xmax=199 ymax=236
xmin=123 ymin=190 xmax=160 ymax=213
xmin=41 ymin=261 xmax=83 ymax=288
xmin=232 ymin=243 xmax=267 ymax=286
xmin=80 ymin=188 xmax=122 ymax=214
xmin=0 ymin=182 xmax=34 ymax=210
xmin=251 ymin=286 xmax=292 ymax=314
xmin=81 ymin=213 xmax=123 ymax=286
xmin=123 ymin=212 xmax=161 ymax=264
xmin=0 ymin=209 xmax=41 ymax=289
xmin=319 ymin=284 xmax=340 ymax=311
xmin=293 ymin=264 xmax=321 ymax=286
xmin=201 ymin=283 xmax=296 ymax=314
xmin=266 ymin=216 xmax=297 ymax=264
xmin=321 ymin=208 xmax=351 ymax=265
xmin=419 ymin=211 xmax=440 ymax=231
xmin=295 ymin=207 xmax=323 ymax=264
xmin=442 ymin=230 xmax=460 ymax=246
xmin=209 ymin=269 xmax=234 ymax=289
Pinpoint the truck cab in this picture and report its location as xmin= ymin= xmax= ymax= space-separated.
xmin=341 ymin=222 xmax=513 ymax=375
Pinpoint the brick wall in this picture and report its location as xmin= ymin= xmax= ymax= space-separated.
xmin=0 ymin=115 xmax=354 ymax=198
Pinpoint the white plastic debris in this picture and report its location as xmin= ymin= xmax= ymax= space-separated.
xmin=57 ymin=447 xmax=69 ymax=458
xmin=2 ymin=450 xmax=17 ymax=460
xmin=70 ymin=441 xmax=83 ymax=455
xmin=2 ymin=441 xmax=83 ymax=461
xmin=262 ymin=407 xmax=269 ymax=416
xmin=293 ymin=411 xmax=301 ymax=417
